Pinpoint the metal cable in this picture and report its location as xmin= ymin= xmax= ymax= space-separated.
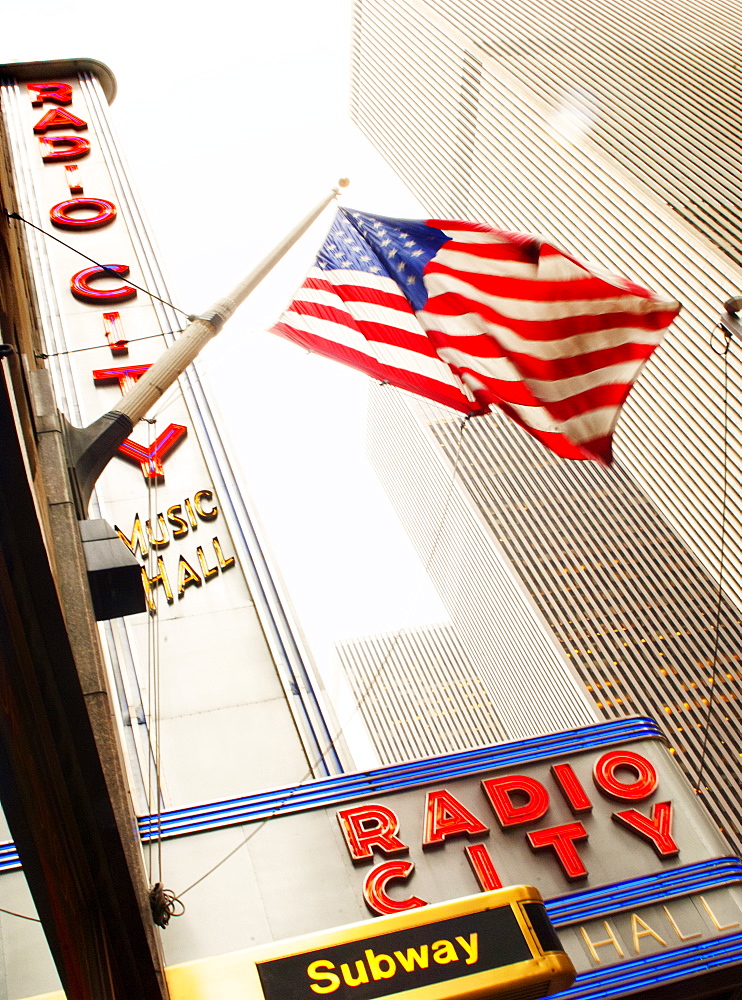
xmin=6 ymin=211 xmax=193 ymax=318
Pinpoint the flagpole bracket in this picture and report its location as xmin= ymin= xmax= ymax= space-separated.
xmin=197 ymin=310 xmax=225 ymax=332
xmin=64 ymin=409 xmax=134 ymax=517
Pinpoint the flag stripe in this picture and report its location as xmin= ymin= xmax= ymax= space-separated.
xmin=288 ymin=299 xmax=441 ymax=358
xmin=426 ymin=286 xmax=674 ymax=339
xmin=278 ymin=308 xmax=468 ymax=389
xmin=272 ymin=320 xmax=476 ymax=414
xmin=451 ymin=359 xmax=633 ymax=422
xmin=425 ymin=265 xmax=673 ymax=322
xmin=417 ymin=307 xmax=665 ymax=355
xmin=437 ymin=346 xmax=652 ymax=404
xmin=299 ymin=288 xmax=430 ymax=339
xmin=429 ymin=332 xmax=658 ymax=382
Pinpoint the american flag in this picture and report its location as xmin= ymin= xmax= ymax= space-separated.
xmin=272 ymin=208 xmax=680 ymax=462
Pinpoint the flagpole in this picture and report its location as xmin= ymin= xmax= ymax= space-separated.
xmin=65 ymin=182 xmax=346 ymax=515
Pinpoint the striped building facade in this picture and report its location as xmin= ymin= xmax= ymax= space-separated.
xmin=351 ymin=0 xmax=742 ymax=854
xmin=334 ymin=622 xmax=507 ymax=764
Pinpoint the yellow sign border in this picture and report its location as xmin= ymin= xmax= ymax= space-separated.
xmin=166 ymin=886 xmax=575 ymax=1000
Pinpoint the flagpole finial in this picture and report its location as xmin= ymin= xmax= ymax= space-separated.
xmin=334 ymin=178 xmax=350 ymax=196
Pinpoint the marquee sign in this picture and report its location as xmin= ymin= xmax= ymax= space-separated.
xmin=10 ymin=718 xmax=742 ymax=1000
xmin=137 ymin=718 xmax=741 ymax=1000
xmin=0 ymin=59 xmax=340 ymax=820
xmin=11 ymin=70 xmax=232 ymax=606
xmin=336 ymin=746 xmax=678 ymax=912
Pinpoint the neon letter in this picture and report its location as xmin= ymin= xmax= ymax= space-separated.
xmin=612 ymin=801 xmax=679 ymax=857
xmin=50 ymin=197 xmax=116 ymax=230
xmin=194 ymin=489 xmax=218 ymax=519
xmin=212 ymin=538 xmax=234 ymax=570
xmin=482 ymin=775 xmax=550 ymax=827
xmin=141 ymin=559 xmax=174 ymax=612
xmin=551 ymin=763 xmax=593 ymax=813
xmin=39 ymin=135 xmax=91 ymax=162
xmin=594 ymin=751 xmax=658 ymax=801
xmin=464 ymin=843 xmax=503 ymax=890
xmin=27 ymin=82 xmax=72 ymax=106
xmin=336 ymin=804 xmax=408 ymax=861
xmin=167 ymin=506 xmax=189 ymax=539
xmin=423 ymin=789 xmax=489 ymax=845
xmin=363 ymin=861 xmax=426 ymax=915
xmin=177 ymin=556 xmax=202 ymax=597
xmin=527 ymin=821 xmax=589 ymax=880
xmin=103 ymin=312 xmax=129 ymax=354
xmin=33 ymin=107 xmax=87 ymax=132
xmin=117 ymin=424 xmax=188 ymax=480
xmin=65 ymin=165 xmax=83 ymax=194
xmin=631 ymin=914 xmax=667 ymax=953
xmin=93 ymin=364 xmax=151 ymax=394
xmin=116 ymin=515 xmax=148 ymax=558
xmin=71 ymin=265 xmax=137 ymax=304
xmin=580 ymin=922 xmax=625 ymax=964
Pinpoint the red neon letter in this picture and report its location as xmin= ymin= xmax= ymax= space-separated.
xmin=551 ymin=763 xmax=593 ymax=814
xmin=423 ymin=789 xmax=489 ymax=845
xmin=612 ymin=801 xmax=679 ymax=857
xmin=50 ymin=197 xmax=116 ymax=230
xmin=117 ymin=424 xmax=187 ymax=480
xmin=336 ymin=804 xmax=408 ymax=862
xmin=65 ymin=165 xmax=83 ymax=194
xmin=93 ymin=365 xmax=152 ymax=394
xmin=465 ymin=843 xmax=503 ymax=891
xmin=482 ymin=775 xmax=550 ymax=828
xmin=363 ymin=861 xmax=427 ymax=915
xmin=71 ymin=265 xmax=137 ymax=304
xmin=594 ymin=751 xmax=658 ymax=801
xmin=27 ymin=82 xmax=72 ymax=106
xmin=39 ymin=135 xmax=91 ymax=162
xmin=33 ymin=107 xmax=88 ymax=133
xmin=103 ymin=312 xmax=129 ymax=354
xmin=527 ymin=822 xmax=589 ymax=881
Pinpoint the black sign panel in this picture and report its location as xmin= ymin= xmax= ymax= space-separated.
xmin=256 ymin=906 xmax=532 ymax=1000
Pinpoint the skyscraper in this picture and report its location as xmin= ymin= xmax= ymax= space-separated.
xmin=335 ymin=622 xmax=508 ymax=763
xmin=351 ymin=0 xmax=742 ymax=854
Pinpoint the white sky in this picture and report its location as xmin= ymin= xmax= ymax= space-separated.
xmin=3 ymin=1 xmax=449 ymax=683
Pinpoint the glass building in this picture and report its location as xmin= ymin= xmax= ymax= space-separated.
xmin=351 ymin=0 xmax=742 ymax=854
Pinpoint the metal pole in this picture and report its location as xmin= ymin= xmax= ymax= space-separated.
xmin=117 ymin=185 xmax=342 ymax=424
xmin=65 ymin=183 xmax=345 ymax=515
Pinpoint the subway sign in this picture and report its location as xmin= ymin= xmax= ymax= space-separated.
xmin=166 ymin=888 xmax=575 ymax=1000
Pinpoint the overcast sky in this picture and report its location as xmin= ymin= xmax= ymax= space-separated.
xmin=3 ymin=0 xmax=449 ymax=684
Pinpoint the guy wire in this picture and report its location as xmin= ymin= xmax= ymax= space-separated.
xmin=144 ymin=416 xmax=166 ymax=887
xmin=0 ymin=906 xmax=40 ymax=923
xmin=7 ymin=212 xmax=192 ymax=318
